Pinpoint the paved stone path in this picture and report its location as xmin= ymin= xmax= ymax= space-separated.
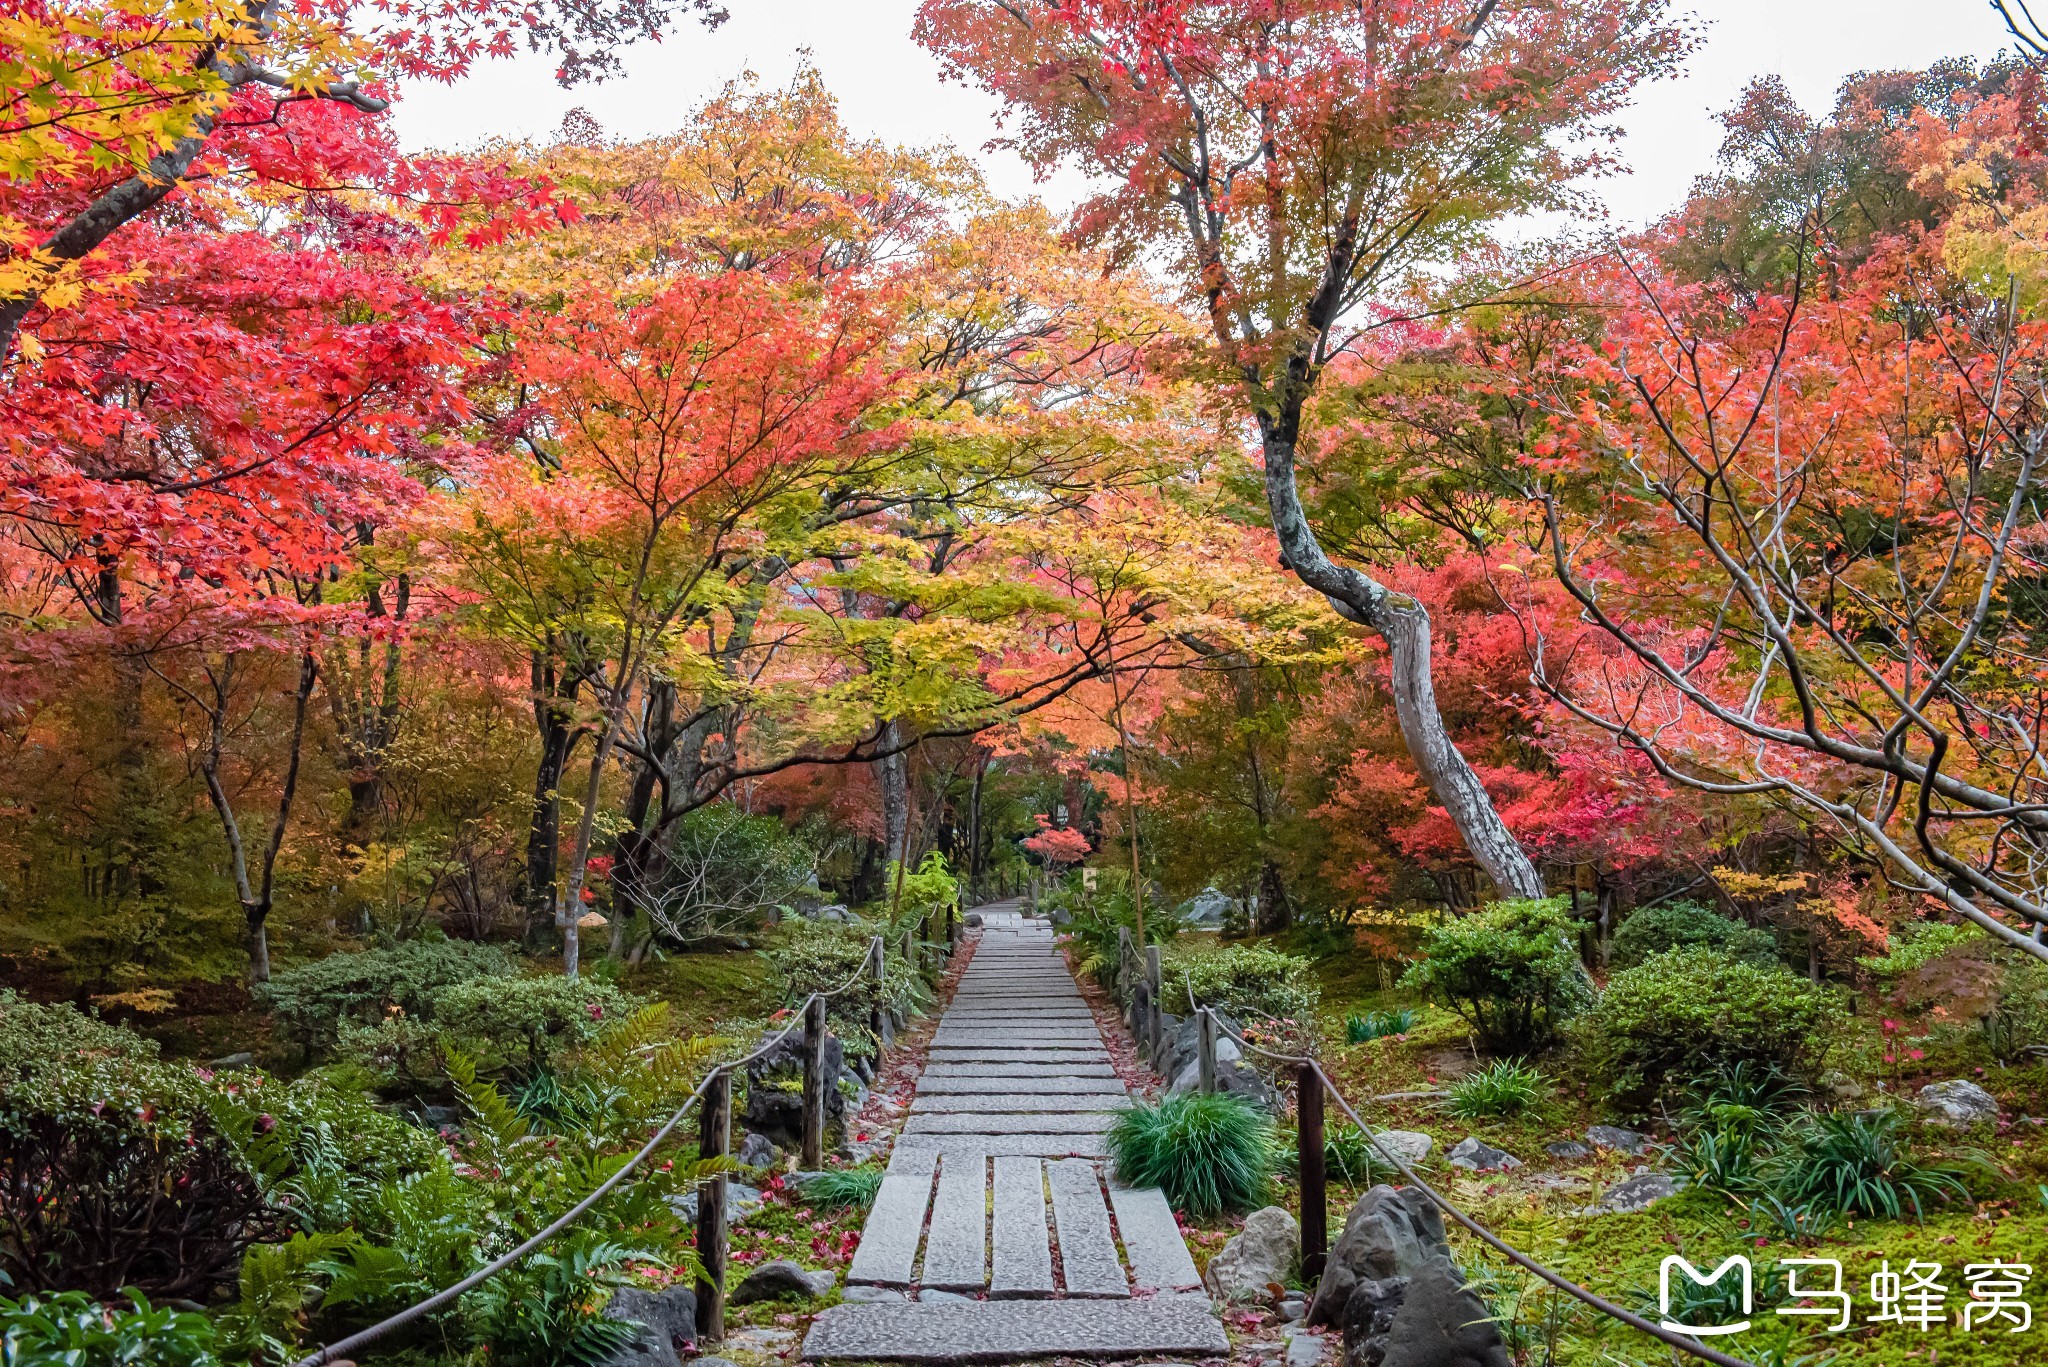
xmin=802 ymin=904 xmax=1227 ymax=1362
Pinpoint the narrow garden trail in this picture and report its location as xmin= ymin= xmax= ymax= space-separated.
xmin=801 ymin=903 xmax=1229 ymax=1362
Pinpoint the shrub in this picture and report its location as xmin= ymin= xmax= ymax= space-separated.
xmin=1056 ymin=870 xmax=1184 ymax=984
xmin=458 ymin=1235 xmax=651 ymax=1367
xmin=1768 ymin=1110 xmax=1985 ymax=1222
xmin=1345 ymin=1008 xmax=1416 ymax=1044
xmin=633 ymin=804 xmax=820 ymax=943
xmin=1166 ymin=943 xmax=1320 ymax=1026
xmin=0 ymin=997 xmax=283 ymax=1299
xmin=1980 ymin=957 xmax=2048 ymax=1062
xmin=1855 ymin=921 xmax=1981 ymax=980
xmin=255 ymin=938 xmax=513 ymax=1056
xmin=798 ymin=1167 xmax=885 ymax=1210
xmin=1574 ymin=947 xmax=1844 ymax=1106
xmin=0 ymin=1289 xmax=222 ymax=1366
xmin=1445 ymin=1060 xmax=1548 ymax=1120
xmin=766 ymin=919 xmax=928 ymax=1058
xmin=1609 ymin=900 xmax=1778 ymax=970
xmin=429 ymin=974 xmax=644 ymax=1076
xmin=1108 ymin=1091 xmax=1277 ymax=1218
xmin=1400 ymin=899 xmax=1593 ymax=1054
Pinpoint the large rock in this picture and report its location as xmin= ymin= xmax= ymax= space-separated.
xmin=1916 ymin=1080 xmax=1999 ymax=1127
xmin=1180 ymin=887 xmax=1236 ymax=928
xmin=1308 ymin=1186 xmax=1509 ymax=1367
xmin=599 ymin=1284 xmax=697 ymax=1367
xmin=735 ymin=1130 xmax=778 ymax=1169
xmin=1445 ymin=1137 xmax=1520 ymax=1172
xmin=729 ymin=1259 xmax=836 ymax=1304
xmin=1202 ymin=1205 xmax=1298 ymax=1302
xmin=1585 ymin=1125 xmax=1650 ymax=1155
xmin=1378 ymin=1256 xmax=1512 ymax=1367
xmin=1156 ymin=1011 xmax=1281 ymax=1113
xmin=741 ymin=1025 xmax=847 ymax=1150
xmin=666 ymin=1181 xmax=763 ymax=1226
xmin=1371 ymin=1131 xmax=1433 ymax=1166
xmin=1583 ymin=1173 xmax=1681 ymax=1215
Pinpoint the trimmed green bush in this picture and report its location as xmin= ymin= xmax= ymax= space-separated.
xmin=1108 ymin=1091 xmax=1277 ymax=1218
xmin=1166 ymin=943 xmax=1320 ymax=1025
xmin=255 ymin=938 xmax=513 ymax=1056
xmin=1609 ymin=900 xmax=1778 ymax=970
xmin=1574 ymin=947 xmax=1844 ymax=1106
xmin=767 ymin=919 xmax=929 ymax=1058
xmin=0 ymin=995 xmax=282 ymax=1299
xmin=1400 ymin=898 xmax=1593 ymax=1054
xmin=429 ymin=974 xmax=643 ymax=1075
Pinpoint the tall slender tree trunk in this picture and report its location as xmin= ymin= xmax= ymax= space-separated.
xmin=525 ymin=650 xmax=580 ymax=941
xmin=1259 ymin=427 xmax=1544 ymax=901
xmin=878 ymin=720 xmax=910 ymax=870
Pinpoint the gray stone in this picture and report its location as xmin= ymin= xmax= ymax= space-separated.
xmin=910 ymin=1093 xmax=1126 ymax=1113
xmin=917 ymin=1288 xmax=978 ymax=1303
xmin=800 ymin=1297 xmax=1230 ymax=1360
xmin=1286 ymin=1331 xmax=1326 ymax=1367
xmin=842 ymin=1285 xmax=906 ymax=1303
xmin=846 ymin=1159 xmax=937 ymax=1286
xmin=965 ymin=912 xmax=984 ymax=927
xmin=1307 ymin=1185 xmax=1444 ymax=1330
xmin=1180 ymin=887 xmax=1237 ymax=928
xmin=1820 ymin=1070 xmax=1865 ymax=1102
xmin=730 ymin=1258 xmax=832 ymax=1304
xmin=820 ymin=906 xmax=850 ymax=923
xmin=921 ymin=1152 xmax=988 ymax=1289
xmin=1445 ymin=1137 xmax=1521 ymax=1171
xmin=1521 ymin=1172 xmax=1590 ymax=1194
xmin=1584 ymin=1173 xmax=1681 ymax=1215
xmin=1202 ymin=1205 xmax=1297 ymax=1302
xmin=1371 ymin=1131 xmax=1432 ymax=1166
xmin=1916 ymin=1079 xmax=1999 ymax=1126
xmin=918 ymin=1075 xmax=1128 ymax=1095
xmin=1543 ymin=1141 xmax=1591 ymax=1161
xmin=688 ymin=1358 xmax=739 ymax=1367
xmin=210 ymin=1051 xmax=255 ymax=1071
xmin=1108 ymin=1181 xmax=1202 ymax=1292
xmin=990 ymin=1156 xmax=1053 ymax=1296
xmin=1378 ymin=1256 xmax=1511 ymax=1367
xmin=723 ymin=1327 xmax=796 ymax=1353
xmin=666 ymin=1181 xmax=763 ymax=1227
xmin=1585 ymin=1125 xmax=1650 ymax=1155
xmin=600 ymin=1284 xmax=698 ymax=1367
xmin=1276 ymin=1300 xmax=1307 ymax=1322
xmin=1048 ymin=1157 xmax=1127 ymax=1296
xmin=905 ymin=1111 xmax=1119 ymax=1134
xmin=735 ymin=1130 xmax=778 ymax=1169
xmin=417 ymin=1104 xmax=460 ymax=1130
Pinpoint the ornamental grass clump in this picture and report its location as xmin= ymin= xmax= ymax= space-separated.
xmin=1445 ymin=1059 xmax=1548 ymax=1120
xmin=1769 ymin=1109 xmax=1986 ymax=1222
xmin=1345 ymin=1008 xmax=1417 ymax=1043
xmin=798 ymin=1166 xmax=886 ymax=1211
xmin=1108 ymin=1091 xmax=1276 ymax=1219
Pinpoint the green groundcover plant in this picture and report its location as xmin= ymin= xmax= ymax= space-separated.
xmin=1108 ymin=1091 xmax=1277 ymax=1219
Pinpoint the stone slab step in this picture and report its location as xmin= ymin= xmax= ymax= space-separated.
xmin=923 ymin=1061 xmax=1120 ymax=1078
xmin=906 ymin=1111 xmax=1120 ymax=1134
xmin=920 ymin=1152 xmax=987 ymax=1290
xmin=801 ymin=1296 xmax=1229 ymax=1361
xmin=912 ymin=1093 xmax=1128 ymax=1112
xmin=919 ymin=1075 xmax=1129 ymax=1095
xmin=988 ymin=1156 xmax=1053 ymax=1297
xmin=926 ymin=1048 xmax=1111 ymax=1063
xmin=845 ymin=1155 xmax=937 ymax=1287
xmin=1047 ymin=1158 xmax=1127 ymax=1297
xmin=1108 ymin=1180 xmax=1203 ymax=1292
xmin=894 ymin=1132 xmax=1110 ymax=1159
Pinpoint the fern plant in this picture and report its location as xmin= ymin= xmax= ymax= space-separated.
xmin=1345 ymin=1009 xmax=1417 ymax=1044
xmin=459 ymin=1235 xmax=654 ymax=1367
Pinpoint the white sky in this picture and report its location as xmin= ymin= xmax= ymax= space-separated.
xmin=394 ymin=0 xmax=2018 ymax=232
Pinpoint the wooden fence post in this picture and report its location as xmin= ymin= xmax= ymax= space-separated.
xmin=800 ymin=995 xmax=827 ymax=1168
xmin=1297 ymin=1062 xmax=1327 ymax=1280
xmin=868 ymin=936 xmax=890 ymax=1053
xmin=695 ymin=1068 xmax=732 ymax=1342
xmin=1144 ymin=944 xmax=1163 ymax=1062
xmin=1197 ymin=1009 xmax=1217 ymax=1093
xmin=1132 ymin=977 xmax=1152 ymax=1056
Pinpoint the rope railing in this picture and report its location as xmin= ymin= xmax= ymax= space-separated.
xmin=290 ymin=935 xmax=889 ymax=1367
xmin=1161 ymin=998 xmax=1758 ymax=1367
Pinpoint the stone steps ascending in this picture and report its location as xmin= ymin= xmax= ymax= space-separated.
xmin=804 ymin=904 xmax=1222 ymax=1362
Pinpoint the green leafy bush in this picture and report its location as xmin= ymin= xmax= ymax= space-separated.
xmin=458 ymin=1235 xmax=652 ymax=1367
xmin=255 ymin=938 xmax=513 ymax=1056
xmin=1445 ymin=1059 xmax=1548 ymax=1119
xmin=428 ymin=974 xmax=643 ymax=1075
xmin=0 ymin=1289 xmax=222 ymax=1366
xmin=1609 ymin=900 xmax=1778 ymax=970
xmin=0 ymin=996 xmax=284 ymax=1300
xmin=884 ymin=851 xmax=961 ymax=926
xmin=1401 ymin=899 xmax=1593 ymax=1054
xmin=1108 ymin=1091 xmax=1277 ymax=1218
xmin=1345 ymin=1008 xmax=1416 ymax=1043
xmin=1055 ymin=870 xmax=1184 ymax=983
xmin=1769 ymin=1110 xmax=1984 ymax=1222
xmin=766 ymin=919 xmax=927 ymax=1058
xmin=1855 ymin=921 xmax=1981 ymax=979
xmin=1166 ymin=943 xmax=1320 ymax=1026
xmin=1574 ymin=947 xmax=1843 ymax=1106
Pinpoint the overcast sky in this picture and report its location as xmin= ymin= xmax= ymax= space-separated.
xmin=394 ymin=1 xmax=2019 ymax=232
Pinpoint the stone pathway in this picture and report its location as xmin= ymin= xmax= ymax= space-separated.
xmin=802 ymin=905 xmax=1227 ymax=1362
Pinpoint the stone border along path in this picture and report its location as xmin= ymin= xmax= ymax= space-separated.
xmin=801 ymin=902 xmax=1228 ymax=1363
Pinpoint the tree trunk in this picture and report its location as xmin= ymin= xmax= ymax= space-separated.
xmin=878 ymin=720 xmax=910 ymax=870
xmin=1260 ymin=430 xmax=1543 ymax=901
xmin=524 ymin=652 xmax=579 ymax=940
xmin=1255 ymin=858 xmax=1292 ymax=935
